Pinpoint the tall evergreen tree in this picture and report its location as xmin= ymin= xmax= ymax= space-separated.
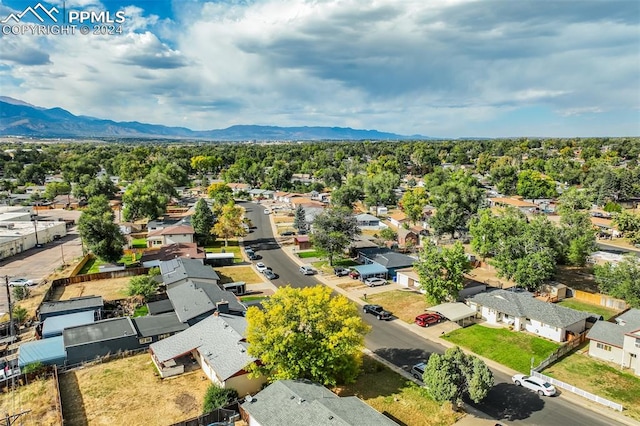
xmin=192 ymin=198 xmax=215 ymax=245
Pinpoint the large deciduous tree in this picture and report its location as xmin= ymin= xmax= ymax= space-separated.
xmin=415 ymin=241 xmax=470 ymax=304
xmin=401 ymin=187 xmax=429 ymax=224
xmin=594 ymin=256 xmax=640 ymax=308
xmin=613 ymin=211 xmax=640 ymax=245
xmin=191 ymin=198 xmax=215 ymax=245
xmin=78 ymin=195 xmax=126 ymax=263
xmin=213 ymin=202 xmax=245 ymax=246
xmin=422 ymin=346 xmax=494 ymax=407
xmin=516 ymin=170 xmax=557 ymax=200
xmin=246 ymin=286 xmax=369 ymax=386
xmin=310 ymin=207 xmax=360 ymax=266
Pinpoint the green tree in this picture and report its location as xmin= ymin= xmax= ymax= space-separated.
xmin=422 ymin=346 xmax=494 ymax=407
xmin=612 ymin=211 xmax=640 ymax=244
xmin=213 ymin=202 xmax=245 ymax=246
xmin=489 ymin=164 xmax=518 ymax=195
xmin=401 ymin=187 xmax=429 ymax=224
xmin=78 ymin=195 xmax=126 ymax=263
xmin=379 ymin=227 xmax=397 ymax=241
xmin=126 ymin=275 xmax=159 ymax=300
xmin=594 ymin=256 xmax=640 ymax=308
xmin=191 ymin=198 xmax=215 ymax=245
xmin=12 ymin=305 xmax=29 ymax=325
xmin=12 ymin=286 xmax=30 ymax=301
xmin=202 ymin=384 xmax=238 ymax=413
xmin=310 ymin=207 xmax=360 ymax=266
xmin=363 ymin=171 xmax=400 ymax=207
xmin=122 ymin=172 xmax=176 ymax=222
xmin=415 ymin=242 xmax=471 ymax=304
xmin=330 ymin=184 xmax=363 ymax=208
xmin=207 ymin=183 xmax=234 ymax=205
xmin=516 ymin=170 xmax=557 ymax=200
xmin=293 ymin=205 xmax=306 ymax=233
xmin=246 ymin=286 xmax=370 ymax=386
xmin=44 ymin=181 xmax=71 ymax=202
xmin=428 ymin=171 xmax=484 ymax=238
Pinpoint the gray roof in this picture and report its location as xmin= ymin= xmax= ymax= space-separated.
xmin=167 ymin=279 xmax=246 ymax=323
xmin=132 ymin=312 xmax=189 ymax=338
xmin=146 ymin=299 xmax=174 ymax=315
xmin=63 ymin=317 xmax=137 ymax=347
xmin=39 ymin=296 xmax=103 ymax=317
xmin=355 ymin=213 xmax=380 ymax=222
xmin=368 ymin=252 xmax=416 ymax=269
xmin=588 ymin=308 xmax=640 ymax=348
xmin=160 ymin=257 xmax=220 ymax=285
xmin=241 ymin=380 xmax=397 ymax=426
xmin=149 ymin=314 xmax=254 ymax=381
xmin=467 ymin=289 xmax=591 ymax=328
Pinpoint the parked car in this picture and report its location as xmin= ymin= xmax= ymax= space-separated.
xmin=8 ymin=278 xmax=34 ymax=287
xmin=511 ymin=374 xmax=557 ymax=396
xmin=299 ymin=265 xmax=316 ymax=275
xmin=264 ymin=209 xmax=270 ymax=214
xmin=349 ymin=270 xmax=360 ymax=279
xmin=410 ymin=362 xmax=426 ymax=380
xmin=263 ymin=269 xmax=277 ymax=280
xmin=363 ymin=304 xmax=392 ymax=320
xmin=364 ymin=277 xmax=387 ymax=287
xmin=280 ymin=230 xmax=295 ymax=236
xmin=415 ymin=312 xmax=444 ymax=327
xmin=333 ymin=267 xmax=350 ymax=277
xmin=255 ymin=262 xmax=269 ymax=273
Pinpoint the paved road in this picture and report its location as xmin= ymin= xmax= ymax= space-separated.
xmin=241 ymin=201 xmax=621 ymax=426
xmin=596 ymin=241 xmax=640 ymax=257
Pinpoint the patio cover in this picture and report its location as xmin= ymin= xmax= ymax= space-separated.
xmin=429 ymin=302 xmax=477 ymax=322
xmin=352 ymin=263 xmax=388 ymax=278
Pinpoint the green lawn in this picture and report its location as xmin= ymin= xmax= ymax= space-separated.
xmin=557 ymin=298 xmax=620 ymax=320
xmin=131 ymin=238 xmax=147 ymax=249
xmin=204 ymin=240 xmax=241 ymax=263
xmin=441 ymin=325 xmax=560 ymax=373
xmin=79 ymin=254 xmax=140 ymax=274
xmin=133 ymin=305 xmax=149 ymax=317
xmin=297 ymin=250 xmax=323 ymax=259
xmin=240 ymin=296 xmax=269 ymax=302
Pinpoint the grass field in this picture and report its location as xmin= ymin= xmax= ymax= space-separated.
xmin=205 ymin=240 xmax=241 ymax=257
xmin=59 ymin=354 xmax=210 ymax=425
xmin=131 ymin=238 xmax=147 ymax=249
xmin=544 ymin=351 xmax=640 ymax=420
xmin=0 ymin=377 xmax=60 ymax=426
xmin=54 ymin=277 xmax=132 ymax=301
xmin=442 ymin=325 xmax=560 ymax=373
xmin=297 ymin=250 xmax=322 ymax=259
xmin=557 ymin=298 xmax=620 ymax=320
xmin=364 ymin=290 xmax=430 ymax=323
xmin=79 ymin=255 xmax=139 ymax=274
xmin=312 ymin=258 xmax=358 ymax=273
xmin=334 ymin=355 xmax=462 ymax=426
xmin=216 ymin=265 xmax=264 ymax=284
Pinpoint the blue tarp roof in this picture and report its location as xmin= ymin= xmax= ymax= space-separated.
xmin=42 ymin=311 xmax=95 ymax=338
xmin=352 ymin=263 xmax=388 ymax=276
xmin=18 ymin=336 xmax=66 ymax=368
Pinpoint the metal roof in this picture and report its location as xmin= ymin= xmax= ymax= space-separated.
xmin=39 ymin=296 xmax=103 ymax=317
xmin=63 ymin=317 xmax=137 ymax=347
xmin=428 ymin=302 xmax=477 ymax=322
xmin=42 ymin=311 xmax=95 ymax=338
xmin=132 ymin=312 xmax=189 ymax=338
xmin=18 ymin=336 xmax=66 ymax=368
xmin=352 ymin=263 xmax=388 ymax=276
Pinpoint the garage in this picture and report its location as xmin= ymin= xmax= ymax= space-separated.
xmin=429 ymin=302 xmax=477 ymax=326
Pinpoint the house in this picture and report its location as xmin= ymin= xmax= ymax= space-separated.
xmin=355 ymin=213 xmax=382 ymax=228
xmin=395 ymin=269 xmax=487 ymax=300
xmin=149 ymin=313 xmax=266 ymax=395
xmin=240 ymin=380 xmax=397 ymax=426
xmin=274 ymin=192 xmax=303 ymax=203
xmin=388 ymin=211 xmax=407 ymax=228
xmin=166 ymin=280 xmax=246 ymax=325
xmin=131 ymin=312 xmax=189 ymax=345
xmin=356 ymin=248 xmax=417 ymax=278
xmin=38 ymin=295 xmax=103 ymax=322
xmin=146 ymin=224 xmax=195 ymax=248
xmin=466 ymin=289 xmax=591 ymax=342
xmin=303 ymin=206 xmax=325 ymax=224
xmin=488 ymin=197 xmax=538 ymax=214
xmin=587 ymin=309 xmax=640 ymax=375
xmin=159 ymin=257 xmax=220 ymax=286
xmin=227 ymin=182 xmax=251 ymax=194
xmin=397 ymin=228 xmax=418 ymax=247
xmin=140 ymin=243 xmax=206 ymax=267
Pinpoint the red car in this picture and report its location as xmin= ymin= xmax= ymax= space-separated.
xmin=415 ymin=312 xmax=444 ymax=327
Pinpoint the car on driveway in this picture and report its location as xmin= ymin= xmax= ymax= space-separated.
xmin=364 ymin=277 xmax=387 ymax=287
xmin=299 ymin=265 xmax=316 ymax=275
xmin=263 ymin=269 xmax=277 ymax=280
xmin=349 ymin=270 xmax=360 ymax=279
xmin=8 ymin=278 xmax=34 ymax=287
xmin=363 ymin=304 xmax=392 ymax=320
xmin=511 ymin=374 xmax=557 ymax=396
xmin=280 ymin=230 xmax=295 ymax=236
xmin=415 ymin=312 xmax=444 ymax=327
xmin=333 ymin=267 xmax=350 ymax=277
xmin=255 ymin=262 xmax=268 ymax=273
xmin=410 ymin=362 xmax=426 ymax=381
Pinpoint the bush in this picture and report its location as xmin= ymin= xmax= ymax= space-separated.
xmin=13 ymin=305 xmax=29 ymax=325
xmin=126 ymin=275 xmax=159 ymax=300
xmin=203 ymin=384 xmax=238 ymax=414
xmin=12 ymin=286 xmax=30 ymax=301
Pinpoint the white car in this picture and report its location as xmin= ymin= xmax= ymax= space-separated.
xmin=264 ymin=209 xmax=270 ymax=214
xmin=8 ymin=278 xmax=34 ymax=287
xmin=299 ymin=265 xmax=316 ymax=275
xmin=255 ymin=262 xmax=268 ymax=273
xmin=512 ymin=374 xmax=556 ymax=396
xmin=364 ymin=277 xmax=387 ymax=287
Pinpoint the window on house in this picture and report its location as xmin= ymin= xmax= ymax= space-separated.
xmin=596 ymin=342 xmax=612 ymax=352
xmin=139 ymin=337 xmax=152 ymax=344
xmin=158 ymin=333 xmax=171 ymax=340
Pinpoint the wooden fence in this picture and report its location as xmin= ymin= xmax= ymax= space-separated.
xmin=69 ymin=254 xmax=92 ymax=277
xmin=53 ymin=365 xmax=64 ymax=425
xmin=51 ymin=267 xmax=150 ymax=287
xmin=533 ymin=332 xmax=586 ymax=372
xmin=573 ymin=290 xmax=628 ymax=311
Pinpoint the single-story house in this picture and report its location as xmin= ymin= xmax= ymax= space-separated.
xmin=388 ymin=211 xmax=408 ymax=228
xmin=488 ymin=197 xmax=538 ymax=214
xmin=356 ymin=248 xmax=417 ymax=278
xmin=355 ymin=213 xmax=382 ymax=228
xmin=466 ymin=289 xmax=591 ymax=342
xmin=147 ymin=224 xmax=195 ymax=248
xmin=160 ymin=257 xmax=220 ymax=286
xmin=149 ymin=313 xmax=266 ymax=395
xmin=38 ymin=295 xmax=103 ymax=322
xmin=397 ymin=228 xmax=418 ymax=247
xmin=587 ymin=309 xmax=640 ymax=375
xmin=303 ymin=206 xmax=325 ymax=225
xmin=240 ymin=379 xmax=397 ymax=426
xmin=131 ymin=312 xmax=189 ymax=345
xmin=167 ymin=279 xmax=246 ymax=325
xmin=274 ymin=192 xmax=303 ymax=203
xmin=140 ymin=243 xmax=206 ymax=267
xmin=395 ymin=269 xmax=486 ymax=301
xmin=590 ymin=217 xmax=620 ymax=237
xmin=227 ymin=182 xmax=252 ymax=194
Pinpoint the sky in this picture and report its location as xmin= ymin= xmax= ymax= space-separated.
xmin=0 ymin=0 xmax=639 ymax=138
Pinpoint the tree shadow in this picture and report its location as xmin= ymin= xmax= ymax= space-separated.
xmin=58 ymin=371 xmax=88 ymax=426
xmin=373 ymin=347 xmax=433 ymax=371
xmin=468 ymin=382 xmax=545 ymax=421
xmin=335 ymin=354 xmax=413 ymax=401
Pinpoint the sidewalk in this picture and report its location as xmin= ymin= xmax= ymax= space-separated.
xmin=262 ymin=204 xmax=640 ymax=426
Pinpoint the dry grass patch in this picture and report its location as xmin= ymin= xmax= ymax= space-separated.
xmin=55 ymin=277 xmax=132 ymax=302
xmin=337 ymin=281 xmax=367 ymax=291
xmin=216 ymin=266 xmax=264 ymax=284
xmin=63 ymin=353 xmax=210 ymax=425
xmin=0 ymin=377 xmax=60 ymax=426
xmin=364 ymin=290 xmax=430 ymax=323
xmin=273 ymin=216 xmax=293 ymax=224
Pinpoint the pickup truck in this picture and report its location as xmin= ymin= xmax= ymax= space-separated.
xmin=363 ymin=304 xmax=392 ymax=320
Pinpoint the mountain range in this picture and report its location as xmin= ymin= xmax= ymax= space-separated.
xmin=0 ymin=97 xmax=424 ymax=141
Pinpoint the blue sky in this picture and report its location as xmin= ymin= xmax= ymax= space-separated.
xmin=0 ymin=0 xmax=639 ymax=137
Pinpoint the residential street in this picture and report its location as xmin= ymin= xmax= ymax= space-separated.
xmin=241 ymin=201 xmax=628 ymax=426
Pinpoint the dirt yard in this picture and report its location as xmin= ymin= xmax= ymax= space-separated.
xmin=51 ymin=277 xmax=132 ymax=302
xmin=0 ymin=377 xmax=61 ymax=426
xmin=60 ymin=353 xmax=210 ymax=426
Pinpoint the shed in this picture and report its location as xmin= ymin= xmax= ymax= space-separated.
xmin=38 ymin=295 xmax=103 ymax=321
xmin=294 ymin=235 xmax=312 ymax=250
xmin=132 ymin=312 xmax=189 ymax=345
xmin=541 ymin=282 xmax=568 ymax=301
xmin=428 ymin=302 xmax=477 ymax=326
xmin=204 ymin=252 xmax=235 ymax=266
xmin=222 ymin=282 xmax=247 ymax=296
xmin=147 ymin=298 xmax=175 ymax=316
xmin=63 ymin=317 xmax=140 ymax=365
xmin=352 ymin=263 xmax=388 ymax=280
xmin=18 ymin=336 xmax=66 ymax=368
xmin=42 ymin=311 xmax=95 ymax=338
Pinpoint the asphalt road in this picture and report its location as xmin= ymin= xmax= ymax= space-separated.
xmin=241 ymin=201 xmax=622 ymax=426
xmin=596 ymin=241 xmax=640 ymax=257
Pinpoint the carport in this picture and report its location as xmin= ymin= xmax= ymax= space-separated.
xmin=429 ymin=302 xmax=477 ymax=326
xmin=352 ymin=263 xmax=388 ymax=281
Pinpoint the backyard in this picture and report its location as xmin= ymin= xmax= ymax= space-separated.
xmin=557 ymin=298 xmax=620 ymax=320
xmin=59 ymin=353 xmax=210 ymax=425
xmin=51 ymin=277 xmax=133 ymax=302
xmin=205 ymin=240 xmax=242 ymax=263
xmin=543 ymin=349 xmax=640 ymax=420
xmin=215 ymin=265 xmax=264 ymax=284
xmin=334 ymin=355 xmax=462 ymax=426
xmin=362 ymin=290 xmax=430 ymax=323
xmin=78 ymin=254 xmax=140 ymax=274
xmin=441 ymin=324 xmax=560 ymax=373
xmin=0 ymin=376 xmax=60 ymax=426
